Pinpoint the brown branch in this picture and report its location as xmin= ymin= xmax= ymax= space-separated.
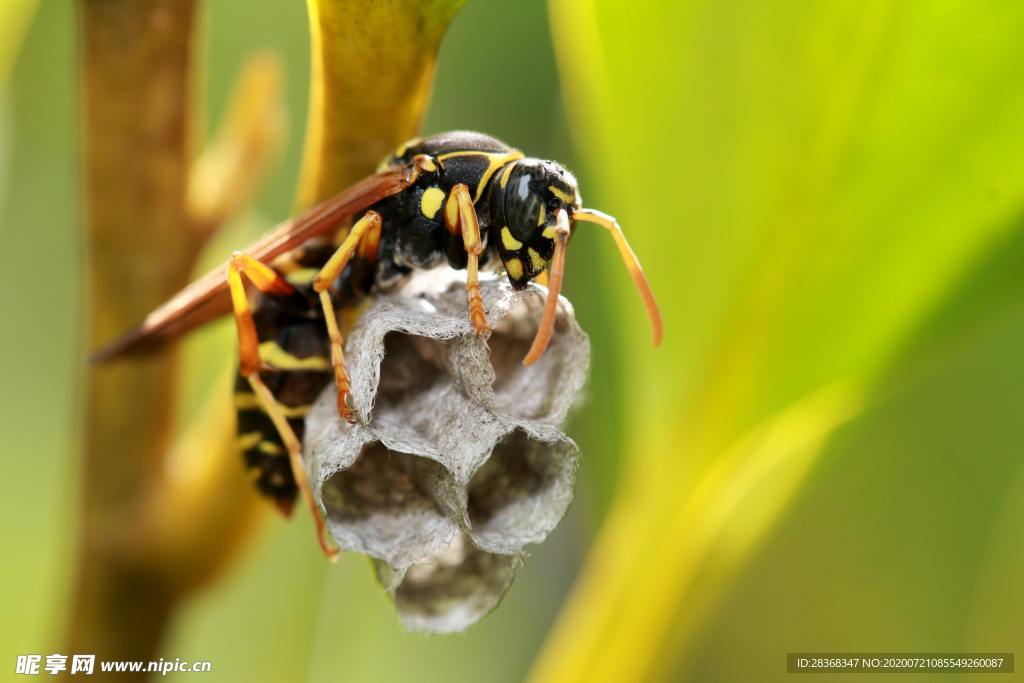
xmin=70 ymin=1 xmax=275 ymax=673
xmin=71 ymin=0 xmax=198 ymax=669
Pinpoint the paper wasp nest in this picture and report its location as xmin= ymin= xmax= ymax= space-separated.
xmin=304 ymin=271 xmax=589 ymax=633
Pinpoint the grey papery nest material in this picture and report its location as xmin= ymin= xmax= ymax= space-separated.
xmin=304 ymin=270 xmax=590 ymax=633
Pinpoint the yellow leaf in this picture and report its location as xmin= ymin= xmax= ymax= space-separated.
xmin=0 ymin=0 xmax=37 ymax=84
xmin=296 ymin=0 xmax=466 ymax=206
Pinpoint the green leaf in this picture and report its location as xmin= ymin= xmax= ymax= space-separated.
xmin=687 ymin=294 xmax=1024 ymax=682
xmin=531 ymin=0 xmax=1024 ymax=680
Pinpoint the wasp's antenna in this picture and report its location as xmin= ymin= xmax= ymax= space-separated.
xmin=572 ymin=208 xmax=663 ymax=347
xmin=524 ymin=208 xmax=571 ymax=366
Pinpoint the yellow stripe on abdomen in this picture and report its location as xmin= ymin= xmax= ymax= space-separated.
xmin=257 ymin=341 xmax=331 ymax=371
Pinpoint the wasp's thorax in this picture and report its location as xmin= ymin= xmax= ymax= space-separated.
xmin=487 ymin=158 xmax=581 ymax=289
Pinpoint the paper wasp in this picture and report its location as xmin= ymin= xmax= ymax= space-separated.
xmin=95 ymin=131 xmax=662 ymax=559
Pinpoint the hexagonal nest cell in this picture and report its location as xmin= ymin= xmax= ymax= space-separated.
xmin=304 ymin=271 xmax=589 ymax=632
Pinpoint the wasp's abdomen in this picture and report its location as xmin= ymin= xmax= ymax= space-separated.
xmin=235 ymin=298 xmax=332 ymax=514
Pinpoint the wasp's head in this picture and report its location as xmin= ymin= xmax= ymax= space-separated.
xmin=493 ymin=158 xmax=581 ymax=289
xmin=489 ymin=158 xmax=662 ymax=367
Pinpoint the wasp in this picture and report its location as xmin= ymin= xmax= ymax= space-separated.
xmin=95 ymin=131 xmax=662 ymax=559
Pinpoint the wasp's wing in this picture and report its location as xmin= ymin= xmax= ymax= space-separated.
xmin=92 ymin=167 xmax=412 ymax=362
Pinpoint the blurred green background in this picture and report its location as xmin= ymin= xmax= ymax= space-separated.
xmin=2 ymin=0 xmax=1023 ymax=681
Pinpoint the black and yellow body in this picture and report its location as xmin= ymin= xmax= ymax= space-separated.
xmin=97 ymin=129 xmax=660 ymax=557
xmin=233 ymin=242 xmax=337 ymax=514
xmin=235 ymin=130 xmax=585 ymax=512
xmin=373 ymin=130 xmax=581 ymax=288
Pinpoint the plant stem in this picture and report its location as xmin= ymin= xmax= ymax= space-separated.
xmin=70 ymin=0 xmax=197 ymax=668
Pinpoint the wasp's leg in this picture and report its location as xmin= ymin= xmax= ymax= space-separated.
xmin=227 ymin=253 xmax=293 ymax=374
xmin=227 ymin=254 xmax=339 ymax=560
xmin=312 ymin=210 xmax=383 ymax=423
xmin=404 ymin=153 xmax=438 ymax=184
xmin=446 ymin=183 xmax=489 ymax=337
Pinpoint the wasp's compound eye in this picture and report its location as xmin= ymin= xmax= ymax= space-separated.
xmin=503 ymin=162 xmax=546 ymax=243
